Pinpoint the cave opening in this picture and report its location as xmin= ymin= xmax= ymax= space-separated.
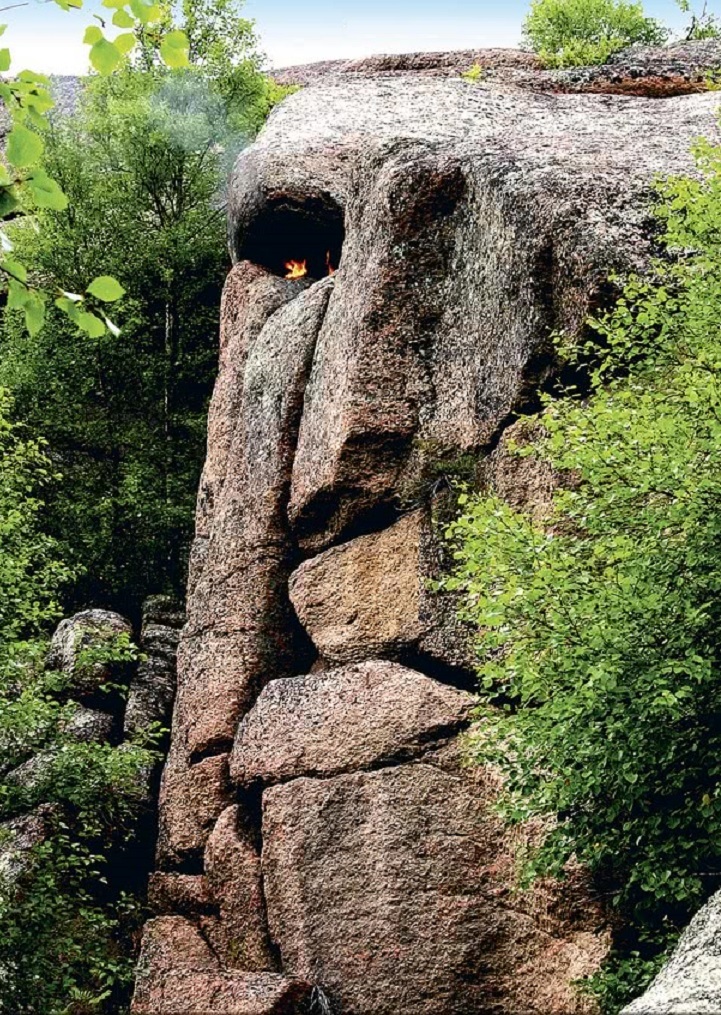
xmin=236 ymin=197 xmax=345 ymax=280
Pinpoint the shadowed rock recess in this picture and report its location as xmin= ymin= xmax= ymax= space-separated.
xmin=133 ymin=48 xmax=721 ymax=1015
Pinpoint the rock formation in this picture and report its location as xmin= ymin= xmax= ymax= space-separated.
xmin=0 ymin=597 xmax=183 ymax=1008
xmin=622 ymin=888 xmax=721 ymax=1013
xmin=134 ymin=46 xmax=721 ymax=1014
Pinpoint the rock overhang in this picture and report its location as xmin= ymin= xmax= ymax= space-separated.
xmin=229 ymin=74 xmax=721 ymax=258
xmin=226 ymin=74 xmax=721 ymax=552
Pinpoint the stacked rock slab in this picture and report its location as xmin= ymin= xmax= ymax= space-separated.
xmin=134 ymin=49 xmax=721 ymax=1014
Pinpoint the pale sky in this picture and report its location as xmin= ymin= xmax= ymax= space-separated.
xmin=4 ymin=0 xmax=696 ymax=76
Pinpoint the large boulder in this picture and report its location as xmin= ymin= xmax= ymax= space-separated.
xmin=204 ymin=805 xmax=277 ymax=971
xmin=228 ymin=71 xmax=720 ymax=553
xmin=262 ymin=760 xmax=606 ymax=1015
xmin=46 ymin=609 xmax=133 ymax=704
xmin=148 ymin=872 xmax=214 ymax=918
xmin=231 ymin=660 xmax=473 ymax=786
xmin=143 ymin=47 xmax=721 ymax=1015
xmin=156 ymin=751 xmax=233 ymax=866
xmin=288 ymin=508 xmax=476 ymax=674
xmin=132 ymin=917 xmax=312 ymax=1014
xmin=0 ymin=805 xmax=55 ymax=883
xmin=124 ymin=596 xmax=185 ymax=740
xmin=169 ymin=273 xmax=330 ymax=775
xmin=622 ymin=889 xmax=721 ymax=1014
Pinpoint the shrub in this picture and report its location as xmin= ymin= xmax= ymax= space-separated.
xmin=443 ymin=129 xmax=721 ymax=1010
xmin=522 ymin=0 xmax=668 ymax=67
xmin=677 ymin=0 xmax=721 ymax=41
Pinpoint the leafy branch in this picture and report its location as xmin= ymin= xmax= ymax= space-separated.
xmin=0 ymin=0 xmax=189 ymax=336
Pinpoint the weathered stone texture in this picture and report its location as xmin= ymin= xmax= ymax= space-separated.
xmin=0 ymin=805 xmax=55 ymax=883
xmin=148 ymin=873 xmax=214 ymax=917
xmin=479 ymin=417 xmax=564 ymax=521
xmin=622 ymin=888 xmax=721 ymax=1014
xmin=144 ymin=47 xmax=721 ymax=1015
xmin=204 ymin=805 xmax=277 ymax=971
xmin=288 ymin=508 xmax=475 ymax=672
xmin=132 ymin=917 xmax=311 ymax=1015
xmin=124 ymin=597 xmax=184 ymax=740
xmin=46 ymin=609 xmax=132 ymax=703
xmin=172 ymin=276 xmax=331 ymax=763
xmin=262 ymin=762 xmax=605 ymax=1015
xmin=231 ymin=660 xmax=472 ymax=786
xmin=61 ymin=705 xmax=116 ymax=744
xmin=229 ymin=74 xmax=720 ymax=551
xmin=289 ymin=512 xmax=424 ymax=662
xmin=157 ymin=751 xmax=232 ymax=866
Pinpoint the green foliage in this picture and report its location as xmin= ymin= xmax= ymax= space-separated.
xmin=522 ymin=0 xmax=668 ymax=66
xmin=443 ymin=131 xmax=721 ymax=1009
xmin=0 ymin=699 xmax=157 ymax=1014
xmin=0 ymin=2 xmax=188 ymax=338
xmin=0 ymin=395 xmax=154 ymax=1012
xmin=582 ymin=947 xmax=672 ymax=1015
xmin=0 ymin=388 xmax=72 ymax=645
xmin=0 ymin=1 xmax=275 ymax=611
xmin=676 ymin=0 xmax=721 ymax=39
xmin=462 ymin=62 xmax=486 ymax=82
xmin=0 ymin=827 xmax=144 ymax=1015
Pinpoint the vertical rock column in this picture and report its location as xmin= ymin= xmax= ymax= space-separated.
xmin=134 ymin=264 xmax=333 ymax=1012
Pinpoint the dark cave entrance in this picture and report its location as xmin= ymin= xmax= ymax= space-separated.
xmin=236 ymin=197 xmax=345 ymax=280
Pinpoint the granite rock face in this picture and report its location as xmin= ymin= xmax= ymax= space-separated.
xmin=124 ymin=597 xmax=184 ymax=740
xmin=204 ymin=805 xmax=277 ymax=971
xmin=288 ymin=508 xmax=477 ymax=674
xmin=132 ymin=917 xmax=312 ymax=1014
xmin=622 ymin=889 xmax=721 ymax=1014
xmin=138 ymin=46 xmax=721 ymax=1015
xmin=263 ymin=762 xmax=605 ymax=1015
xmin=228 ymin=63 xmax=719 ymax=551
xmin=231 ymin=660 xmax=473 ymax=786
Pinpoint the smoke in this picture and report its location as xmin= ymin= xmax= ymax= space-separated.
xmin=146 ymin=69 xmax=255 ymax=188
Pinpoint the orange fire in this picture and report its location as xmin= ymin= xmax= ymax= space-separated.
xmin=285 ymin=259 xmax=308 ymax=280
xmin=284 ymin=254 xmax=337 ymax=280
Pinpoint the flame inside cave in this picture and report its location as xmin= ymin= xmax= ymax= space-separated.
xmin=284 ymin=252 xmax=336 ymax=280
xmin=285 ymin=259 xmax=308 ymax=280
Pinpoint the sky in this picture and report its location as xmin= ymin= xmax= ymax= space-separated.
xmin=3 ymin=0 xmax=699 ymax=76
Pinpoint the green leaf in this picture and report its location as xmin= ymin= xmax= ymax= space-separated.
xmin=26 ymin=170 xmax=69 ymax=211
xmin=1 ymin=258 xmax=27 ymax=282
xmin=83 ymin=25 xmax=103 ymax=45
xmin=111 ymin=8 xmax=134 ymax=27
xmin=129 ymin=0 xmax=154 ymax=23
xmin=24 ymin=293 xmax=45 ymax=336
xmin=159 ymin=29 xmax=189 ymax=68
xmin=86 ymin=275 xmax=125 ymax=302
xmin=0 ymin=48 xmax=10 ymax=72
xmin=114 ymin=32 xmax=135 ymax=55
xmin=77 ymin=311 xmax=106 ymax=338
xmin=89 ymin=37 xmax=122 ymax=75
xmin=7 ymin=279 xmax=28 ymax=310
xmin=6 ymin=124 xmax=44 ymax=169
xmin=55 ymin=296 xmax=83 ymax=324
xmin=0 ymin=186 xmax=19 ymax=218
xmin=17 ymin=69 xmax=49 ymax=84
